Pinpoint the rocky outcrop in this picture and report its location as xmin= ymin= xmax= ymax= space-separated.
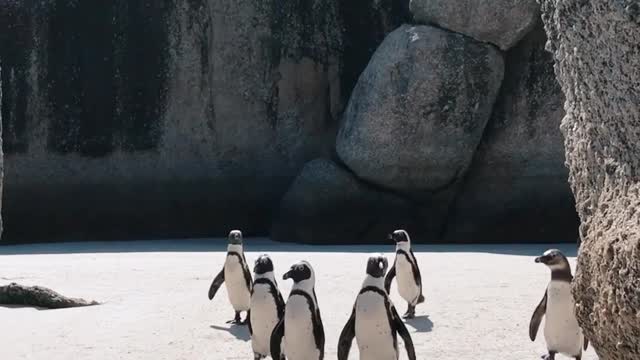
xmin=0 ymin=0 xmax=419 ymax=243
xmin=409 ymin=0 xmax=540 ymax=50
xmin=444 ymin=23 xmax=578 ymax=243
xmin=336 ymin=24 xmax=504 ymax=194
xmin=271 ymin=158 xmax=414 ymax=244
xmin=539 ymin=0 xmax=640 ymax=358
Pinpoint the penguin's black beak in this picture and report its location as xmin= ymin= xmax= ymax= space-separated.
xmin=283 ymin=270 xmax=292 ymax=280
xmin=535 ymin=255 xmax=550 ymax=264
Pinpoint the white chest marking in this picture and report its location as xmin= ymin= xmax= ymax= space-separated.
xmin=543 ymin=280 xmax=583 ymax=356
xmin=355 ymin=291 xmax=397 ymax=360
xmin=284 ymin=294 xmax=319 ymax=360
xmin=224 ymin=254 xmax=250 ymax=311
xmin=250 ymin=282 xmax=280 ymax=356
xmin=396 ymin=253 xmax=420 ymax=304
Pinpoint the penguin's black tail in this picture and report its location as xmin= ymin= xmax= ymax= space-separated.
xmin=418 ymin=294 xmax=425 ymax=304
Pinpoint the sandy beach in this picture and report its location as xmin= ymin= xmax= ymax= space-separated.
xmin=0 ymin=239 xmax=598 ymax=359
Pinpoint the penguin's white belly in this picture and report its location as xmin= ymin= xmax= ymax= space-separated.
xmin=250 ymin=283 xmax=281 ymax=356
xmin=543 ymin=281 xmax=583 ymax=356
xmin=284 ymin=295 xmax=319 ymax=360
xmin=355 ymin=292 xmax=397 ymax=360
xmin=224 ymin=256 xmax=250 ymax=311
xmin=396 ymin=255 xmax=419 ymax=304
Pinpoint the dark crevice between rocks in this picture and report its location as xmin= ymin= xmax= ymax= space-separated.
xmin=338 ymin=0 xmax=411 ymax=104
xmin=0 ymin=283 xmax=99 ymax=309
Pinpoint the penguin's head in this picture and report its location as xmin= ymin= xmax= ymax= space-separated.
xmin=366 ymin=254 xmax=388 ymax=278
xmin=228 ymin=230 xmax=243 ymax=245
xmin=283 ymin=260 xmax=313 ymax=283
xmin=534 ymin=249 xmax=569 ymax=269
xmin=254 ymin=254 xmax=274 ymax=275
xmin=388 ymin=229 xmax=410 ymax=244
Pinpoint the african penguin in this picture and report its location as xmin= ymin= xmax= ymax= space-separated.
xmin=270 ymin=260 xmax=325 ymax=360
xmin=248 ymin=254 xmax=285 ymax=360
xmin=207 ymin=229 xmax=253 ymax=324
xmin=384 ymin=230 xmax=425 ymax=319
xmin=338 ymin=254 xmax=416 ymax=360
xmin=529 ymin=249 xmax=588 ymax=360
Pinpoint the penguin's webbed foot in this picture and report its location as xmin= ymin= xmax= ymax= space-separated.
xmin=402 ymin=304 xmax=416 ymax=319
xmin=542 ymin=351 xmax=556 ymax=360
xmin=226 ymin=311 xmax=242 ymax=324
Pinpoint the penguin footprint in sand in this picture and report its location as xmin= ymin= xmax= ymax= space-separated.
xmin=338 ymin=254 xmax=416 ymax=360
xmin=208 ymin=230 xmax=253 ymax=325
xmin=247 ymin=254 xmax=285 ymax=360
xmin=529 ymin=249 xmax=588 ymax=360
xmin=384 ymin=230 xmax=425 ymax=319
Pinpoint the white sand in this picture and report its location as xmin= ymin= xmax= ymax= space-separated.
xmin=0 ymin=239 xmax=598 ymax=360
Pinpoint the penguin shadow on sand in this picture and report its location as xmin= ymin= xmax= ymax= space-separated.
xmin=404 ymin=314 xmax=433 ymax=333
xmin=209 ymin=323 xmax=250 ymax=341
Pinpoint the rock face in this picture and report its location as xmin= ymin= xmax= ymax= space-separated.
xmin=336 ymin=24 xmax=504 ymax=194
xmin=271 ymin=158 xmax=414 ymax=244
xmin=0 ymin=0 xmax=344 ymax=242
xmin=539 ymin=0 xmax=640 ymax=358
xmin=445 ymin=23 xmax=578 ymax=243
xmin=0 ymin=65 xmax=3 ymax=240
xmin=409 ymin=0 xmax=540 ymax=50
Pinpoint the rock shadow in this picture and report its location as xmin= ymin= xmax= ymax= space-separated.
xmin=210 ymin=324 xmax=251 ymax=341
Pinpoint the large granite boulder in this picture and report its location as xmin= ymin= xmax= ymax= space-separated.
xmin=539 ymin=0 xmax=640 ymax=358
xmin=444 ymin=23 xmax=579 ymax=243
xmin=271 ymin=158 xmax=415 ymax=244
xmin=409 ymin=0 xmax=540 ymax=50
xmin=336 ymin=24 xmax=504 ymax=194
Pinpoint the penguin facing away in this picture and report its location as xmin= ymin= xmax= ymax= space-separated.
xmin=207 ymin=230 xmax=253 ymax=324
xmin=529 ymin=249 xmax=588 ymax=360
xmin=247 ymin=254 xmax=286 ymax=360
xmin=270 ymin=260 xmax=325 ymax=360
xmin=384 ymin=230 xmax=425 ymax=319
xmin=338 ymin=254 xmax=417 ymax=360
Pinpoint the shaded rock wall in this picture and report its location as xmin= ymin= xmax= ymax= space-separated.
xmin=444 ymin=22 xmax=578 ymax=243
xmin=0 ymin=0 xmax=408 ymax=243
xmin=0 ymin=0 xmax=577 ymax=244
xmin=539 ymin=0 xmax=640 ymax=358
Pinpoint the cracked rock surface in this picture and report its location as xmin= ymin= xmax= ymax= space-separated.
xmin=539 ymin=0 xmax=640 ymax=358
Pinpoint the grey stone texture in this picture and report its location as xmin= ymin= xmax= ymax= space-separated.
xmin=444 ymin=22 xmax=578 ymax=242
xmin=409 ymin=0 xmax=540 ymax=50
xmin=271 ymin=158 xmax=415 ymax=244
xmin=539 ymin=0 xmax=640 ymax=358
xmin=336 ymin=24 xmax=504 ymax=194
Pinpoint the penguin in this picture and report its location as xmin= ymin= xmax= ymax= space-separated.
xmin=529 ymin=249 xmax=589 ymax=360
xmin=338 ymin=254 xmax=416 ymax=360
xmin=207 ymin=229 xmax=253 ymax=324
xmin=384 ymin=229 xmax=425 ymax=319
xmin=270 ymin=260 xmax=325 ymax=360
xmin=247 ymin=254 xmax=285 ymax=360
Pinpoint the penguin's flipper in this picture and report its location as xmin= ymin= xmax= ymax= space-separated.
xmin=584 ymin=336 xmax=589 ymax=350
xmin=409 ymin=249 xmax=423 ymax=288
xmin=241 ymin=254 xmax=254 ymax=292
xmin=384 ymin=260 xmax=396 ymax=293
xmin=529 ymin=290 xmax=547 ymax=341
xmin=275 ymin=290 xmax=286 ymax=319
xmin=270 ymin=318 xmax=285 ymax=360
xmin=312 ymin=288 xmax=325 ymax=355
xmin=246 ymin=310 xmax=252 ymax=336
xmin=208 ymin=269 xmax=225 ymax=300
xmin=337 ymin=307 xmax=356 ymax=360
xmin=391 ymin=303 xmax=416 ymax=360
